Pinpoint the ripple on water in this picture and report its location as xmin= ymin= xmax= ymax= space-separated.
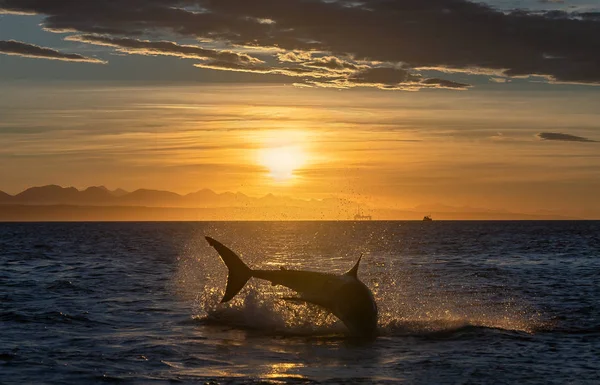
xmin=1 ymin=221 xmax=600 ymax=384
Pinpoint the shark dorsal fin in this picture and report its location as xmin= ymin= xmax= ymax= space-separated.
xmin=345 ymin=254 xmax=363 ymax=278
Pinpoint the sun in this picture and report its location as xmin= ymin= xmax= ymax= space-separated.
xmin=259 ymin=144 xmax=306 ymax=182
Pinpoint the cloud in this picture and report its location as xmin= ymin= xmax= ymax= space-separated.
xmin=300 ymin=56 xmax=365 ymax=72
xmin=418 ymin=78 xmax=471 ymax=89
xmin=349 ymin=67 xmax=420 ymax=85
xmin=579 ymin=12 xmax=600 ymax=21
xmin=1 ymin=0 xmax=600 ymax=87
xmin=537 ymin=132 xmax=598 ymax=142
xmin=0 ymin=40 xmax=105 ymax=63
xmin=490 ymin=77 xmax=510 ymax=83
xmin=277 ymin=51 xmax=315 ymax=63
xmin=193 ymin=60 xmax=338 ymax=79
xmin=308 ymin=67 xmax=471 ymax=90
xmin=0 ymin=8 xmax=35 ymax=15
xmin=65 ymin=35 xmax=263 ymax=65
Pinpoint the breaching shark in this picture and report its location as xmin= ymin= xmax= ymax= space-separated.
xmin=205 ymin=236 xmax=378 ymax=337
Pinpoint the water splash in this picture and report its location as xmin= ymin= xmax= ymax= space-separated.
xmin=369 ymin=251 xmax=546 ymax=334
xmin=174 ymin=229 xmax=547 ymax=337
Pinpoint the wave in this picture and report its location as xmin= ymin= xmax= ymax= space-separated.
xmin=192 ymin=311 xmax=542 ymax=339
xmin=539 ymin=324 xmax=600 ymax=335
xmin=174 ymin=246 xmax=551 ymax=339
xmin=0 ymin=353 xmax=17 ymax=362
xmin=380 ymin=319 xmax=536 ymax=339
xmin=183 ymin=289 xmax=546 ymax=340
xmin=0 ymin=310 xmax=103 ymax=325
xmin=46 ymin=279 xmax=93 ymax=294
xmin=186 ymin=289 xmax=347 ymax=338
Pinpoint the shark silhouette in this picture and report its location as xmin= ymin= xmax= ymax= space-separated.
xmin=205 ymin=236 xmax=378 ymax=337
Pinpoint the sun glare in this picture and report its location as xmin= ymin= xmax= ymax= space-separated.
xmin=259 ymin=145 xmax=306 ymax=182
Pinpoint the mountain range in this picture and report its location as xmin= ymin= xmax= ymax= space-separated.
xmin=0 ymin=185 xmax=350 ymax=209
xmin=0 ymin=185 xmax=585 ymax=220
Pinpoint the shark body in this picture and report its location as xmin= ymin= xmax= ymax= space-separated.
xmin=205 ymin=236 xmax=378 ymax=337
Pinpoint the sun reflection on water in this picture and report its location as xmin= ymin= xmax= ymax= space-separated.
xmin=263 ymin=362 xmax=306 ymax=380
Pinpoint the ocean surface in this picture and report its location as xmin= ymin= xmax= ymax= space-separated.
xmin=1 ymin=221 xmax=599 ymax=384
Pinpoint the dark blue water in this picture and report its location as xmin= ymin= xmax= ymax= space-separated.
xmin=1 ymin=221 xmax=599 ymax=384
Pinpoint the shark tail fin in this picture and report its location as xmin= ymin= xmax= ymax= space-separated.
xmin=205 ymin=237 xmax=252 ymax=303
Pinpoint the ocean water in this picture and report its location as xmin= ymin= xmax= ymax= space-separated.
xmin=1 ymin=221 xmax=599 ymax=384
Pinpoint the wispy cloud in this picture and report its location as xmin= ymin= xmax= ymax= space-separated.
xmin=0 ymin=8 xmax=35 ymax=15
xmin=0 ymin=40 xmax=106 ymax=63
xmin=65 ymin=35 xmax=263 ymax=65
xmin=537 ymin=132 xmax=598 ymax=142
xmin=309 ymin=67 xmax=471 ymax=90
xmin=3 ymin=0 xmax=598 ymax=89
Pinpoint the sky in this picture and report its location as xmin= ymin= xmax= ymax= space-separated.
xmin=1 ymin=0 xmax=599 ymax=218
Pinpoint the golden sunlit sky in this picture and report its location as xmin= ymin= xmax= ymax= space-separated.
xmin=1 ymin=0 xmax=600 ymax=219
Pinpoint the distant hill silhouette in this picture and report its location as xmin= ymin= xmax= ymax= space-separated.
xmin=118 ymin=189 xmax=182 ymax=207
xmin=0 ymin=190 xmax=12 ymax=203
xmin=14 ymin=185 xmax=81 ymax=204
xmin=110 ymin=188 xmax=130 ymax=197
xmin=0 ymin=184 xmax=353 ymax=210
xmin=0 ymin=185 xmax=587 ymax=220
xmin=89 ymin=185 xmax=130 ymax=197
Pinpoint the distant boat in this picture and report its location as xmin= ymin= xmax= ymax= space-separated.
xmin=423 ymin=215 xmax=433 ymax=221
xmin=354 ymin=206 xmax=372 ymax=220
